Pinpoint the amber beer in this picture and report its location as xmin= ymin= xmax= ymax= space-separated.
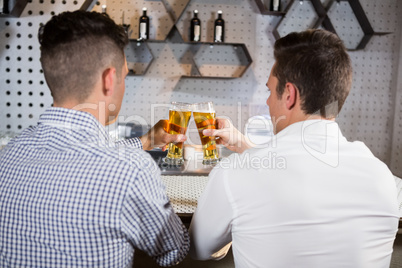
xmin=164 ymin=103 xmax=192 ymax=165
xmin=193 ymin=102 xmax=220 ymax=164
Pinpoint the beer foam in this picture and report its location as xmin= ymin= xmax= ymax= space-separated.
xmin=192 ymin=108 xmax=215 ymax=113
xmin=170 ymin=108 xmax=191 ymax=112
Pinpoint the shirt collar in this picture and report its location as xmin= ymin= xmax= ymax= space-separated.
xmin=38 ymin=107 xmax=110 ymax=143
xmin=275 ymin=119 xmax=343 ymax=140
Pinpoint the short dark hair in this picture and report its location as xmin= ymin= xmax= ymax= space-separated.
xmin=39 ymin=11 xmax=129 ymax=103
xmin=273 ymin=29 xmax=352 ymax=118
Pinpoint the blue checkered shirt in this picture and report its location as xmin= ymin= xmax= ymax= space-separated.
xmin=0 ymin=107 xmax=189 ymax=267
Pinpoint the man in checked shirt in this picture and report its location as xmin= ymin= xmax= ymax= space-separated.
xmin=0 ymin=10 xmax=189 ymax=267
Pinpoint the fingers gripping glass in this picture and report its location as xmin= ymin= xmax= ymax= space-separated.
xmin=193 ymin=102 xmax=221 ymax=165
xmin=163 ymin=102 xmax=192 ymax=165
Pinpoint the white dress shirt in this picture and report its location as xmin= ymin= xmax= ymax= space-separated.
xmin=190 ymin=119 xmax=399 ymax=268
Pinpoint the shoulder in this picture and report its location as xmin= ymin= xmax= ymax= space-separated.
xmin=103 ymin=144 xmax=159 ymax=177
xmin=209 ymin=150 xmax=257 ymax=183
xmin=214 ymin=147 xmax=276 ymax=171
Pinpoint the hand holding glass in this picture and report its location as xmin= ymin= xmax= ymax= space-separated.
xmin=193 ymin=102 xmax=221 ymax=165
xmin=163 ymin=102 xmax=192 ymax=165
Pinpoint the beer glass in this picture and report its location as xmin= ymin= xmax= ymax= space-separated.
xmin=193 ymin=102 xmax=220 ymax=165
xmin=163 ymin=102 xmax=192 ymax=165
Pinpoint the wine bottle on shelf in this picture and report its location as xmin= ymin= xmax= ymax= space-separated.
xmin=139 ymin=7 xmax=149 ymax=40
xmin=190 ymin=10 xmax=201 ymax=42
xmin=214 ymin=10 xmax=224 ymax=43
xmin=270 ymin=0 xmax=281 ymax=12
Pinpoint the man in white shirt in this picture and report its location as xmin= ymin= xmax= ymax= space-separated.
xmin=189 ymin=29 xmax=399 ymax=267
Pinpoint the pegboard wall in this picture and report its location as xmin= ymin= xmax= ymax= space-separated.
xmin=1 ymin=0 xmax=401 ymax=176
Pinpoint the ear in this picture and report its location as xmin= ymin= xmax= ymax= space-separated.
xmin=284 ymin=82 xmax=298 ymax=110
xmin=102 ymin=67 xmax=116 ymax=97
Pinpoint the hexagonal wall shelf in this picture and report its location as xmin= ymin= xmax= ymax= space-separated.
xmin=161 ymin=0 xmax=191 ymax=23
xmin=183 ymin=42 xmax=252 ymax=79
xmin=0 ymin=0 xmax=28 ymax=17
xmin=165 ymin=2 xmax=254 ymax=79
xmin=324 ymin=0 xmax=374 ymax=51
xmin=258 ymin=0 xmax=384 ymax=50
xmin=81 ymin=0 xmax=97 ymax=11
xmin=125 ymin=40 xmax=154 ymax=76
xmin=273 ymin=0 xmax=327 ymax=40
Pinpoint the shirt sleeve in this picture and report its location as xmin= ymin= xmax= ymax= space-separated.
xmin=120 ymin=166 xmax=189 ymax=266
xmin=116 ymin=137 xmax=143 ymax=149
xmin=189 ymin=167 xmax=234 ymax=260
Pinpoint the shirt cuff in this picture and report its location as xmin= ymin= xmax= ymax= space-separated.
xmin=116 ymin=137 xmax=143 ymax=149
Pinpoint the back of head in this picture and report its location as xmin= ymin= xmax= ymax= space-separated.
xmin=273 ymin=29 xmax=352 ymax=118
xmin=39 ymin=11 xmax=129 ymax=104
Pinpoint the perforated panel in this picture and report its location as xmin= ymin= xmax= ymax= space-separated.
xmin=336 ymin=1 xmax=401 ymax=174
xmin=390 ymin=21 xmax=402 ymax=177
xmin=0 ymin=0 xmax=401 ymax=176
xmin=0 ymin=0 xmax=91 ymax=133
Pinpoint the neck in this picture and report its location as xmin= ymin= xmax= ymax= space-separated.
xmin=296 ymin=113 xmax=326 ymax=122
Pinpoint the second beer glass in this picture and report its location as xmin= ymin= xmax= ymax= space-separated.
xmin=193 ymin=102 xmax=220 ymax=165
xmin=164 ymin=102 xmax=192 ymax=165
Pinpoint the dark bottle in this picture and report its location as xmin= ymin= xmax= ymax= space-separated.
xmin=190 ymin=10 xmax=201 ymax=42
xmin=139 ymin=7 xmax=149 ymax=40
xmin=214 ymin=10 xmax=224 ymax=43
xmin=270 ymin=0 xmax=281 ymax=12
